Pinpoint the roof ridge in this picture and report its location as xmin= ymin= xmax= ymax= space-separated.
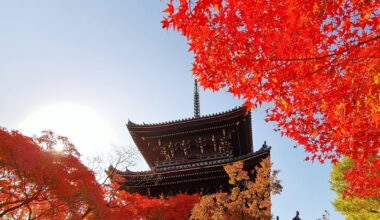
xmin=111 ymin=148 xmax=270 ymax=176
xmin=127 ymin=106 xmax=245 ymax=127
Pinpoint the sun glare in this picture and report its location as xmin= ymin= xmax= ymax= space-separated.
xmin=17 ymin=103 xmax=119 ymax=156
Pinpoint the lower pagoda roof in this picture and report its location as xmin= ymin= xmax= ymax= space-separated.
xmin=109 ymin=146 xmax=270 ymax=196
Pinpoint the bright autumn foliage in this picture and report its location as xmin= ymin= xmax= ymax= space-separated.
xmin=162 ymin=0 xmax=380 ymax=198
xmin=191 ymin=158 xmax=282 ymax=219
xmin=0 ymin=129 xmax=108 ymax=219
xmin=106 ymin=180 xmax=200 ymax=220
xmin=0 ymin=128 xmax=199 ymax=219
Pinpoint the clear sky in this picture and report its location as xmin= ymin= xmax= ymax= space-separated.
xmin=0 ymin=1 xmax=344 ymax=219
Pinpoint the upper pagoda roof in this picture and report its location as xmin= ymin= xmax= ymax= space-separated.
xmin=127 ymin=106 xmax=246 ymax=128
xmin=127 ymin=106 xmax=253 ymax=168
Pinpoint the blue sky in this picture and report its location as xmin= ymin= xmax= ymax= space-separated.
xmin=0 ymin=1 xmax=344 ymax=219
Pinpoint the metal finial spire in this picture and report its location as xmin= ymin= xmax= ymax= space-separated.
xmin=194 ymin=79 xmax=200 ymax=118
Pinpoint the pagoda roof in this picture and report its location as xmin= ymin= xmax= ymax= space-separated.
xmin=127 ymin=106 xmax=253 ymax=168
xmin=110 ymin=147 xmax=270 ymax=178
xmin=127 ymin=106 xmax=245 ymax=128
xmin=108 ymin=147 xmax=270 ymax=196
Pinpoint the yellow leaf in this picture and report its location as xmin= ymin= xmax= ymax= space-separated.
xmin=213 ymin=4 xmax=219 ymax=11
xmin=374 ymin=74 xmax=379 ymax=85
xmin=313 ymin=3 xmax=319 ymax=14
xmin=281 ymin=99 xmax=288 ymax=109
xmin=320 ymin=102 xmax=328 ymax=111
xmin=356 ymin=100 xmax=361 ymax=107
xmin=314 ymin=64 xmax=320 ymax=71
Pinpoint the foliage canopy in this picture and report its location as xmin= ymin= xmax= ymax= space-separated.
xmin=162 ymin=0 xmax=380 ymax=198
xmin=0 ymin=129 xmax=199 ymax=219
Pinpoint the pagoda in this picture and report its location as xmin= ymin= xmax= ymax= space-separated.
xmin=110 ymin=80 xmax=270 ymax=197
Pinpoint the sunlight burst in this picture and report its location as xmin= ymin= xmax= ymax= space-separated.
xmin=17 ymin=102 xmax=119 ymax=156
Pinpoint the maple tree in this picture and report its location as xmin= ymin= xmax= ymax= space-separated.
xmin=162 ymin=0 xmax=380 ymax=198
xmin=330 ymin=157 xmax=380 ymax=219
xmin=0 ymin=129 xmax=108 ymax=219
xmin=190 ymin=158 xmax=281 ymax=219
xmin=0 ymin=128 xmax=199 ymax=219
xmin=106 ymin=185 xmax=200 ymax=220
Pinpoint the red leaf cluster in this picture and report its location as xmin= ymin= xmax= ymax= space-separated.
xmin=106 ymin=180 xmax=200 ymax=219
xmin=0 ymin=129 xmax=107 ymax=219
xmin=162 ymin=0 xmax=380 ymax=198
xmin=0 ymin=129 xmax=200 ymax=218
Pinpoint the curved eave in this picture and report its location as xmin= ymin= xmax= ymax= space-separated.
xmin=127 ymin=106 xmax=246 ymax=129
xmin=113 ymin=148 xmax=270 ymax=178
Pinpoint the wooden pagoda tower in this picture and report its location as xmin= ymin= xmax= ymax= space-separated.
xmin=109 ymin=80 xmax=270 ymax=197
